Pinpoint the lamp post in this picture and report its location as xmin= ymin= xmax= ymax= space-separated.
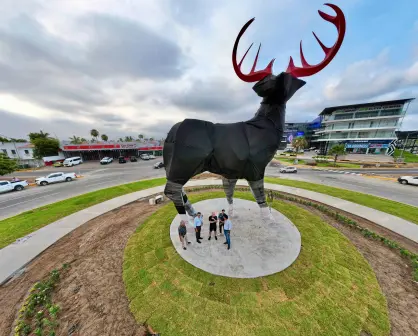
xmin=400 ymin=131 xmax=418 ymax=159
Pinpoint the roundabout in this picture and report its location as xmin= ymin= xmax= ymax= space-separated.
xmin=123 ymin=190 xmax=390 ymax=336
xmin=169 ymin=198 xmax=301 ymax=278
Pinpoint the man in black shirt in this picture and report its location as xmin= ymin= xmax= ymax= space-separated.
xmin=208 ymin=212 xmax=218 ymax=240
xmin=218 ymin=209 xmax=226 ymax=236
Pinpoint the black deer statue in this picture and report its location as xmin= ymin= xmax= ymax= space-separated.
xmin=163 ymin=3 xmax=346 ymax=223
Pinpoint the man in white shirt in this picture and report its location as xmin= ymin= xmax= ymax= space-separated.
xmin=193 ymin=212 xmax=203 ymax=243
xmin=223 ymin=214 xmax=232 ymax=250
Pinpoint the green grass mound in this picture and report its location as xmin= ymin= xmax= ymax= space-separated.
xmin=123 ymin=191 xmax=390 ymax=336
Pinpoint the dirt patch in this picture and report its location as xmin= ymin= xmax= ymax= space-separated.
xmin=290 ymin=200 xmax=418 ymax=336
xmin=0 ymin=198 xmax=166 ymax=336
xmin=191 ymin=172 xmax=222 ymax=180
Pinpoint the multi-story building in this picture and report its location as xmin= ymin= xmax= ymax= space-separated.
xmin=316 ymin=98 xmax=415 ymax=154
xmin=280 ymin=119 xmax=322 ymax=149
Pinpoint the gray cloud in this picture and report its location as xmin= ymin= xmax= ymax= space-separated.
xmin=169 ymin=77 xmax=258 ymax=114
xmin=0 ymin=13 xmax=187 ymax=120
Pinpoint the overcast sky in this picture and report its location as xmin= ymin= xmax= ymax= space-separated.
xmin=0 ymin=0 xmax=417 ymax=141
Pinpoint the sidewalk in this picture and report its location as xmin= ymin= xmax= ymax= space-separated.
xmin=1 ymin=179 xmax=418 ymax=285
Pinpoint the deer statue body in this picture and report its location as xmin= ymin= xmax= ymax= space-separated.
xmin=163 ymin=3 xmax=346 ymax=222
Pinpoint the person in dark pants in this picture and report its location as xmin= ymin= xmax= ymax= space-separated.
xmin=208 ymin=212 xmax=218 ymax=240
xmin=193 ymin=212 xmax=203 ymax=243
xmin=218 ymin=209 xmax=226 ymax=236
xmin=223 ymin=214 xmax=232 ymax=250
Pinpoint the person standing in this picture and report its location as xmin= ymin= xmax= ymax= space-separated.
xmin=178 ymin=220 xmax=191 ymax=250
xmin=194 ymin=212 xmax=203 ymax=243
xmin=218 ymin=209 xmax=226 ymax=236
xmin=223 ymin=214 xmax=232 ymax=250
xmin=208 ymin=212 xmax=218 ymax=240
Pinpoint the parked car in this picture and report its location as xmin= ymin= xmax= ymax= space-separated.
xmin=35 ymin=172 xmax=77 ymax=186
xmin=279 ymin=166 xmax=297 ymax=173
xmin=148 ymin=154 xmax=156 ymax=159
xmin=397 ymin=176 xmax=418 ymax=185
xmin=153 ymin=162 xmax=165 ymax=169
xmin=140 ymin=154 xmax=150 ymax=160
xmin=0 ymin=180 xmax=29 ymax=193
xmin=130 ymin=156 xmax=138 ymax=162
xmin=53 ymin=161 xmax=64 ymax=167
xmin=63 ymin=156 xmax=83 ymax=167
xmin=118 ymin=156 xmax=127 ymax=164
xmin=100 ymin=157 xmax=113 ymax=165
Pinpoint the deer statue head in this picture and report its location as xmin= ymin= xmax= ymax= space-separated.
xmin=232 ymin=3 xmax=346 ymax=103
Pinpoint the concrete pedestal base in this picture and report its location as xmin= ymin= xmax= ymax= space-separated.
xmin=169 ymin=198 xmax=301 ymax=278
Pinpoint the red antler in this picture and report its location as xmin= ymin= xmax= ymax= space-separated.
xmin=232 ymin=18 xmax=275 ymax=83
xmin=232 ymin=3 xmax=346 ymax=82
xmin=286 ymin=3 xmax=346 ymax=77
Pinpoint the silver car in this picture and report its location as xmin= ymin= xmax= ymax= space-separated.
xmin=279 ymin=166 xmax=297 ymax=173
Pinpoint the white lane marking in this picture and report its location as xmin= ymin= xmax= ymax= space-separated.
xmin=0 ymin=192 xmax=61 ymax=210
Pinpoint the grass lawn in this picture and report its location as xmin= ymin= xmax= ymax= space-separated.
xmin=0 ymin=178 xmax=166 ymax=249
xmin=265 ymin=177 xmax=418 ymax=225
xmin=394 ymin=149 xmax=418 ymax=163
xmin=276 ymin=158 xmax=305 ymax=165
xmin=123 ymin=191 xmax=390 ymax=336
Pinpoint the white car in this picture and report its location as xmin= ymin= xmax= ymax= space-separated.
xmin=140 ymin=154 xmax=150 ymax=160
xmin=63 ymin=156 xmax=83 ymax=167
xmin=0 ymin=180 xmax=29 ymax=193
xmin=397 ymin=176 xmax=418 ymax=186
xmin=280 ymin=166 xmax=297 ymax=173
xmin=35 ymin=172 xmax=77 ymax=186
xmin=148 ymin=154 xmax=156 ymax=159
xmin=100 ymin=157 xmax=113 ymax=164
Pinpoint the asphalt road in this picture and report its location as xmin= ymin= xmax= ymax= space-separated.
xmin=330 ymin=169 xmax=418 ymax=175
xmin=1 ymin=161 xmax=417 ymax=221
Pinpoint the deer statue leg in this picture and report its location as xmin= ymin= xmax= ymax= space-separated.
xmin=222 ymin=177 xmax=238 ymax=217
xmin=164 ymin=180 xmax=197 ymax=224
xmin=247 ymin=179 xmax=274 ymax=222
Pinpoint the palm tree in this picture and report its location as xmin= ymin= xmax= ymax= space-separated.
xmin=149 ymin=137 xmax=154 ymax=141
xmin=328 ymin=144 xmax=346 ymax=166
xmin=124 ymin=136 xmax=134 ymax=142
xmin=101 ymin=134 xmax=109 ymax=142
xmin=80 ymin=138 xmax=87 ymax=143
xmin=69 ymin=136 xmax=82 ymax=144
xmin=292 ymin=136 xmax=308 ymax=162
xmin=118 ymin=137 xmax=124 ymax=142
xmin=138 ymin=134 xmax=144 ymax=140
xmin=90 ymin=129 xmax=99 ymax=141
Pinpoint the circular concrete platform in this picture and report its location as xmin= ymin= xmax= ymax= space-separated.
xmin=169 ymin=198 xmax=301 ymax=278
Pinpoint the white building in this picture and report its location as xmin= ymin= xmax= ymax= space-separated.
xmin=0 ymin=142 xmax=40 ymax=167
xmin=316 ymin=98 xmax=415 ymax=154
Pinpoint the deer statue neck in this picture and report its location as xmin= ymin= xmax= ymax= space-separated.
xmin=252 ymin=102 xmax=286 ymax=132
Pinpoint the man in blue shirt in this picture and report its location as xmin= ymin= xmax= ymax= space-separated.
xmin=193 ymin=212 xmax=203 ymax=243
xmin=223 ymin=214 xmax=232 ymax=250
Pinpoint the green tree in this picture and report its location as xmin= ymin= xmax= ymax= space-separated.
xmin=10 ymin=138 xmax=27 ymax=143
xmin=138 ymin=134 xmax=144 ymax=140
xmin=101 ymin=134 xmax=109 ymax=142
xmin=31 ymin=138 xmax=60 ymax=159
xmin=149 ymin=137 xmax=154 ymax=141
xmin=292 ymin=136 xmax=308 ymax=159
xmin=90 ymin=129 xmax=99 ymax=141
xmin=328 ymin=144 xmax=346 ymax=166
xmin=69 ymin=136 xmax=82 ymax=144
xmin=124 ymin=136 xmax=134 ymax=142
xmin=28 ymin=131 xmax=50 ymax=142
xmin=0 ymin=136 xmax=10 ymax=143
xmin=80 ymin=138 xmax=87 ymax=143
xmin=0 ymin=153 xmax=18 ymax=175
